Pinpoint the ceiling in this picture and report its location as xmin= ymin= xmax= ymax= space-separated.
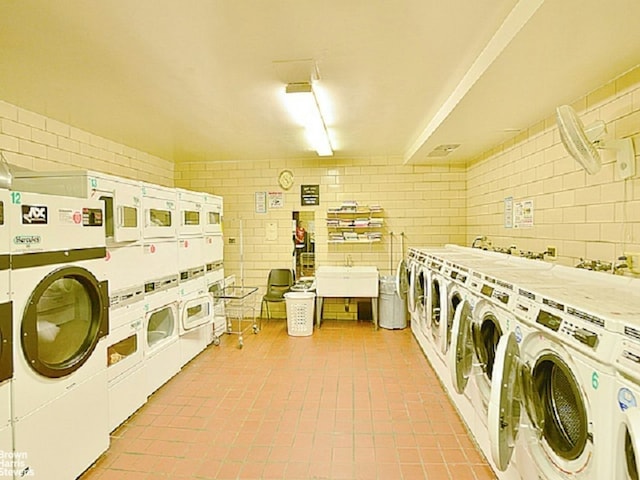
xmin=0 ymin=1 xmax=639 ymax=166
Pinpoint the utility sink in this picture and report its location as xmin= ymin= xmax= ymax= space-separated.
xmin=315 ymin=265 xmax=379 ymax=298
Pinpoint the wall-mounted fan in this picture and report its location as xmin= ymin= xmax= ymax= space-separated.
xmin=556 ymin=104 xmax=636 ymax=179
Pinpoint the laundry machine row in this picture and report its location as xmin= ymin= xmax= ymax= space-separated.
xmin=408 ymin=244 xmax=640 ymax=480
xmin=10 ymin=172 xmax=226 ymax=465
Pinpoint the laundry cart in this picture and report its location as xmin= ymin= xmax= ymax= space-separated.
xmin=221 ymin=285 xmax=259 ymax=348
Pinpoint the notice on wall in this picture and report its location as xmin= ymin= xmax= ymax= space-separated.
xmin=504 ymin=196 xmax=513 ymax=229
xmin=255 ymin=192 xmax=266 ymax=214
xmin=265 ymin=221 xmax=278 ymax=241
xmin=301 ymin=184 xmax=320 ymax=206
xmin=513 ymin=199 xmax=534 ymax=228
xmin=268 ymin=191 xmax=284 ymax=209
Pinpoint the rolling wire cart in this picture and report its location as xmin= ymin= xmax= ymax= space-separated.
xmin=222 ymin=218 xmax=260 ymax=348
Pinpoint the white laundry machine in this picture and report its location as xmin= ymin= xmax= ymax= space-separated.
xmin=143 ymin=276 xmax=180 ymax=396
xmin=12 ymin=170 xmax=142 ymax=244
xmin=206 ymin=261 xmax=226 ymax=345
xmin=610 ymin=309 xmax=640 ymax=480
xmin=9 ymin=191 xmax=110 ymax=479
xmin=12 ymin=169 xmax=147 ymax=301
xmin=141 ymin=182 xmax=177 ymax=240
xmin=178 ymin=273 xmax=213 ymax=367
xmin=407 ymin=249 xmax=428 ymax=337
xmin=177 ymin=188 xmax=206 ymax=274
xmin=106 ymin=286 xmax=147 ymax=432
xmin=488 ymin=281 xmax=619 ymax=480
xmin=0 ymin=188 xmax=12 ymax=457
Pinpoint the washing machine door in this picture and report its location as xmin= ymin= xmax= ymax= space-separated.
xmin=21 ymin=266 xmax=109 ymax=378
xmin=408 ymin=263 xmax=419 ymax=314
xmin=445 ymin=289 xmax=463 ymax=354
xmin=523 ymin=351 xmax=590 ymax=465
xmin=488 ymin=332 xmax=522 ymax=471
xmin=146 ymin=303 xmax=177 ymax=350
xmin=395 ymin=259 xmax=408 ymax=301
xmin=0 ymin=301 xmax=12 ymax=383
xmin=623 ymin=408 xmax=640 ymax=480
xmin=430 ymin=276 xmax=441 ymax=334
xmin=449 ymin=298 xmax=474 ymax=394
xmin=471 ymin=308 xmax=502 ymax=381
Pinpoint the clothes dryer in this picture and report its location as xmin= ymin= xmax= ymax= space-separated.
xmin=141 ymin=182 xmax=177 ymax=240
xmin=178 ymin=271 xmax=213 ymax=367
xmin=143 ymin=276 xmax=180 ymax=396
xmin=12 ymin=170 xmax=142 ymax=244
xmin=177 ymin=189 xmax=206 ymax=275
xmin=488 ymin=282 xmax=619 ymax=480
xmin=12 ymin=170 xmax=146 ymax=299
xmin=106 ymin=287 xmax=147 ymax=432
xmin=206 ymin=261 xmax=226 ymax=345
xmin=9 ymin=191 xmax=110 ymax=479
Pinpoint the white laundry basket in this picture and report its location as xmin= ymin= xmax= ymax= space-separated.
xmin=284 ymin=291 xmax=315 ymax=336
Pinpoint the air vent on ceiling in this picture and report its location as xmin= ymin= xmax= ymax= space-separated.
xmin=427 ymin=144 xmax=461 ymax=157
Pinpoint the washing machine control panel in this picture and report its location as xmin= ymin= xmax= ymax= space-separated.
xmin=479 ymin=283 xmax=511 ymax=306
xmin=570 ymin=327 xmax=599 ymax=348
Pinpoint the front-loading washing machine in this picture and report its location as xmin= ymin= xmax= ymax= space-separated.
xmin=0 ymin=188 xmax=12 ymax=457
xmin=407 ymin=249 xmax=428 ymax=339
xmin=610 ymin=305 xmax=640 ymax=479
xmin=488 ymin=281 xmax=619 ymax=480
xmin=143 ymin=276 xmax=180 ymax=396
xmin=9 ymin=191 xmax=110 ymax=479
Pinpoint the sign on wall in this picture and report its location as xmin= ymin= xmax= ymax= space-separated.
xmin=255 ymin=191 xmax=266 ymax=214
xmin=301 ymin=184 xmax=320 ymax=206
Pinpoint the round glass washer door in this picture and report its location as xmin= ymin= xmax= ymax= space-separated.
xmin=21 ymin=266 xmax=109 ymax=379
xmin=490 ymin=332 xmax=590 ymax=472
xmin=449 ymin=298 xmax=474 ymax=394
xmin=623 ymin=408 xmax=640 ymax=480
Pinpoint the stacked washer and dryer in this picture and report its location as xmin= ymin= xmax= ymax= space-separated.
xmin=203 ymin=193 xmax=226 ymax=344
xmin=9 ymin=169 xmax=226 ymax=478
xmin=140 ymin=183 xmax=182 ymax=397
xmin=176 ymin=189 xmax=213 ymax=368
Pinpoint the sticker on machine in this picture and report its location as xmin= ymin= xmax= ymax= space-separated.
xmin=21 ymin=205 xmax=47 ymax=224
xmin=618 ymin=387 xmax=637 ymax=411
xmin=57 ymin=208 xmax=76 ymax=224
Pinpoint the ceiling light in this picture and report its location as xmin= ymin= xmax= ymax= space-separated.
xmin=285 ymin=82 xmax=333 ymax=156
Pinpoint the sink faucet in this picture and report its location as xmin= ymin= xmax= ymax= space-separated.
xmin=614 ymin=256 xmax=628 ymax=275
xmin=345 ymin=254 xmax=354 ymax=267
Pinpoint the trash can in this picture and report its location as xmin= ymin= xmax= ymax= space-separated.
xmin=284 ymin=291 xmax=315 ymax=336
xmin=379 ymin=275 xmax=407 ymax=329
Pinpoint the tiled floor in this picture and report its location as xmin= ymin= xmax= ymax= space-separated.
xmin=80 ymin=320 xmax=496 ymax=480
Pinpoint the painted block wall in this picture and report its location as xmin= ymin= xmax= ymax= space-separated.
xmin=175 ymin=158 xmax=467 ymax=319
xmin=466 ymin=65 xmax=640 ymax=271
xmin=0 ymin=100 xmax=174 ymax=186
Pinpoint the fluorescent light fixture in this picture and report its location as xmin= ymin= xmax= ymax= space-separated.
xmin=285 ymin=82 xmax=333 ymax=156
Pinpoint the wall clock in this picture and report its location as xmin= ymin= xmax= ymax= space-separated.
xmin=278 ymin=169 xmax=294 ymax=190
